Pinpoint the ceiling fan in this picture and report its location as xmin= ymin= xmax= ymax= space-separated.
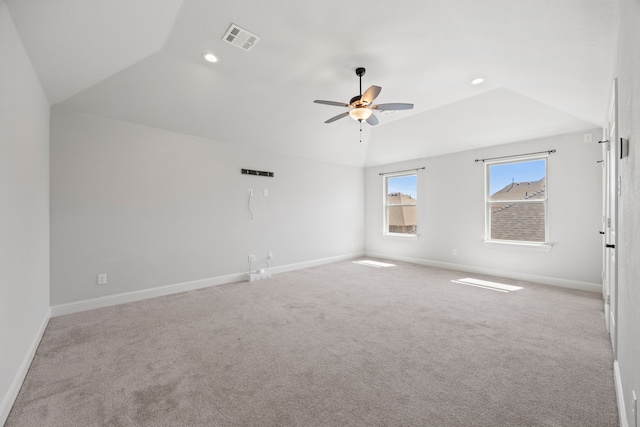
xmin=314 ymin=67 xmax=414 ymax=127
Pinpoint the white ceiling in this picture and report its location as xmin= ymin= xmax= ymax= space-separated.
xmin=6 ymin=0 xmax=618 ymax=167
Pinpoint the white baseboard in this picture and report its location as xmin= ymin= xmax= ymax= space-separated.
xmin=51 ymin=272 xmax=247 ymax=317
xmin=51 ymin=252 xmax=365 ymax=317
xmin=364 ymin=251 xmax=602 ymax=293
xmin=269 ymin=252 xmax=364 ymax=275
xmin=615 ymin=360 xmax=629 ymax=427
xmin=0 ymin=308 xmax=51 ymax=426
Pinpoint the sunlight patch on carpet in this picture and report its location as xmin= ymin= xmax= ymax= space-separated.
xmin=353 ymin=260 xmax=396 ymax=268
xmin=451 ymin=278 xmax=523 ymax=293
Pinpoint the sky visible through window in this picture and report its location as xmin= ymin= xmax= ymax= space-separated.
xmin=489 ymin=159 xmax=545 ymax=196
xmin=387 ymin=175 xmax=417 ymax=199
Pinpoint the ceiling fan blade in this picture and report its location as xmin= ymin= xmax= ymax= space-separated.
xmin=325 ymin=111 xmax=350 ymax=123
xmin=361 ymin=85 xmax=381 ymax=104
xmin=314 ymin=100 xmax=349 ymax=107
xmin=371 ymin=103 xmax=414 ymax=111
xmin=365 ymin=113 xmax=379 ymax=126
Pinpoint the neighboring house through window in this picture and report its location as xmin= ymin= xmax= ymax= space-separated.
xmin=384 ymin=172 xmax=417 ymax=235
xmin=486 ymin=157 xmax=547 ymax=243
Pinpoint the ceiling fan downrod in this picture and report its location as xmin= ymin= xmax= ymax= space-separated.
xmin=355 ymin=67 xmax=366 ymax=97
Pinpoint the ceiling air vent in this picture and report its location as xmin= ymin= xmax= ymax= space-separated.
xmin=222 ymin=23 xmax=260 ymax=52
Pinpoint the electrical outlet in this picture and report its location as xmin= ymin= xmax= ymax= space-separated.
xmin=452 ymin=249 xmax=457 ymax=256
xmin=97 ymin=273 xmax=107 ymax=285
xmin=263 ymin=189 xmax=269 ymax=196
xmin=248 ymin=188 xmax=253 ymax=196
xmin=248 ymin=254 xmax=256 ymax=262
xmin=268 ymin=252 xmax=273 ymax=259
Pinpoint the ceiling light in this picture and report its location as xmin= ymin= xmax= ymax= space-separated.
xmin=471 ymin=77 xmax=485 ymax=85
xmin=349 ymin=108 xmax=372 ymax=122
xmin=202 ymin=53 xmax=218 ymax=63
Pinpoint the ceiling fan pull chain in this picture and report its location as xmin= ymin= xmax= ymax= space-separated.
xmin=359 ymin=121 xmax=363 ymax=143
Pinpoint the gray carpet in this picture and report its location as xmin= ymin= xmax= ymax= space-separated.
xmin=6 ymin=259 xmax=618 ymax=426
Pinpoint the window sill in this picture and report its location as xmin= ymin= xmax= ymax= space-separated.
xmin=484 ymin=240 xmax=553 ymax=252
xmin=382 ymin=233 xmax=419 ymax=240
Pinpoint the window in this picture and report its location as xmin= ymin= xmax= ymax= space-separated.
xmin=486 ymin=157 xmax=547 ymax=243
xmin=384 ymin=173 xmax=417 ymax=235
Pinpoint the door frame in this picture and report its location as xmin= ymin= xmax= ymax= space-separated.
xmin=602 ymin=78 xmax=618 ymax=358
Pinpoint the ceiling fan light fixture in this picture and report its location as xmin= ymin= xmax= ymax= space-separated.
xmin=349 ymin=107 xmax=372 ymax=121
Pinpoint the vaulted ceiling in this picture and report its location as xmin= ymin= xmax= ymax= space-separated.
xmin=6 ymin=0 xmax=618 ymax=167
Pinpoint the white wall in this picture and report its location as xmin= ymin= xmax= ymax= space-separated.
xmin=50 ymin=108 xmax=364 ymax=306
xmin=615 ymin=0 xmax=640 ymax=425
xmin=0 ymin=2 xmax=51 ymax=424
xmin=364 ymin=130 xmax=603 ymax=290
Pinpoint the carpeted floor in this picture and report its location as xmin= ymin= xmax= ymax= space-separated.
xmin=6 ymin=259 xmax=618 ymax=426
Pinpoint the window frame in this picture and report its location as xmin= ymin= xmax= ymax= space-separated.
xmin=484 ymin=155 xmax=549 ymax=245
xmin=383 ymin=171 xmax=418 ymax=237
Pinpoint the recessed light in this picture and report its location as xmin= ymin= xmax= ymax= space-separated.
xmin=471 ymin=77 xmax=485 ymax=85
xmin=202 ymin=52 xmax=218 ymax=63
